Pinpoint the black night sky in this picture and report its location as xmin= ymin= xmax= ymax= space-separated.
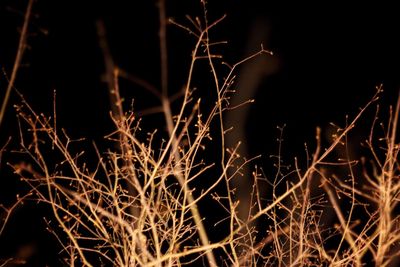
xmin=1 ymin=0 xmax=400 ymax=265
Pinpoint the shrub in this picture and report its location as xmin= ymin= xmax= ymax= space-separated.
xmin=2 ymin=1 xmax=399 ymax=266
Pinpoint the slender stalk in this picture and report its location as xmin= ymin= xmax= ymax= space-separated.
xmin=0 ymin=0 xmax=34 ymax=128
xmin=158 ymin=1 xmax=217 ymax=265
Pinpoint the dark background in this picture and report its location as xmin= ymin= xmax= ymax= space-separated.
xmin=1 ymin=0 xmax=399 ymax=265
